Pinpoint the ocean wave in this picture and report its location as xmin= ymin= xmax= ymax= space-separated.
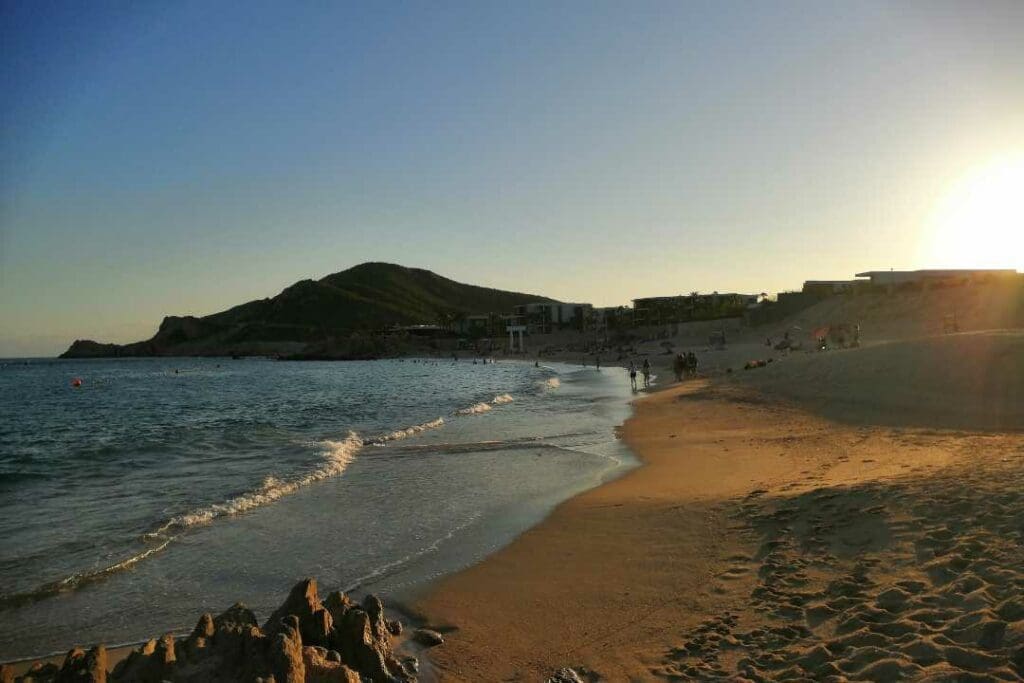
xmin=2 ymin=434 xmax=366 ymax=609
xmin=454 ymin=394 xmax=514 ymax=416
xmin=363 ymin=417 xmax=445 ymax=446
xmin=0 ymin=536 xmax=175 ymax=609
xmin=150 ymin=432 xmax=362 ymax=535
xmin=455 ymin=402 xmax=491 ymax=415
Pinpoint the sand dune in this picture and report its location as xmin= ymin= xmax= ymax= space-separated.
xmin=764 ymin=281 xmax=1024 ymax=343
xmin=729 ymin=330 xmax=1024 ymax=431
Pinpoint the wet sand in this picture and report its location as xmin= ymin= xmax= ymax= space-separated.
xmin=416 ymin=332 xmax=1024 ymax=680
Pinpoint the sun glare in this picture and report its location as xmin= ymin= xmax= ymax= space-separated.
xmin=925 ymin=155 xmax=1024 ymax=270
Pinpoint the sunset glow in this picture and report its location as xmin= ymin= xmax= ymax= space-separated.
xmin=924 ymin=155 xmax=1024 ymax=270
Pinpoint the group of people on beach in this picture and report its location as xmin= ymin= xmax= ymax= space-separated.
xmin=627 ymin=359 xmax=651 ymax=391
xmin=672 ymin=352 xmax=698 ymax=381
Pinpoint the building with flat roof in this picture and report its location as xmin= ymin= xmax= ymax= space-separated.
xmin=802 ymin=280 xmax=868 ymax=297
xmin=632 ymin=292 xmax=757 ymax=327
xmin=854 ymin=269 xmax=1018 ymax=287
xmin=511 ymin=302 xmax=593 ymax=334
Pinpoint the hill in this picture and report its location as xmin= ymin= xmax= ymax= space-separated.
xmin=758 ymin=279 xmax=1024 ymax=343
xmin=61 ymin=263 xmax=554 ymax=358
xmin=728 ymin=330 xmax=1024 ymax=431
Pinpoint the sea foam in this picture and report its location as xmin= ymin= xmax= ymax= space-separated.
xmin=364 ymin=417 xmax=445 ymax=446
xmin=455 ymin=394 xmax=514 ymax=416
xmin=157 ymin=431 xmax=362 ymax=532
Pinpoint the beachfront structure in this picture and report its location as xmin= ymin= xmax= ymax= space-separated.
xmin=396 ymin=324 xmax=445 ymax=337
xmin=854 ymin=269 xmax=1019 ymax=289
xmin=591 ymin=305 xmax=633 ymax=331
xmin=632 ymin=293 xmax=758 ymax=327
xmin=452 ymin=313 xmax=511 ymax=338
xmin=506 ymin=324 xmax=527 ymax=352
xmin=512 ymin=302 xmax=593 ymax=334
xmin=802 ymin=280 xmax=868 ymax=297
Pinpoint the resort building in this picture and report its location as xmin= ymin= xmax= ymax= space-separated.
xmin=854 ymin=269 xmax=1019 ymax=289
xmin=453 ymin=314 xmax=510 ymax=338
xmin=511 ymin=302 xmax=594 ymax=334
xmin=632 ymin=293 xmax=758 ymax=327
xmin=591 ymin=305 xmax=633 ymax=332
xmin=802 ymin=280 xmax=868 ymax=297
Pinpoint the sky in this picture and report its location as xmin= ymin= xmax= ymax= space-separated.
xmin=2 ymin=1 xmax=1023 ymax=356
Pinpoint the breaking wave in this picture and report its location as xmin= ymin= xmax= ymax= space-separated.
xmin=0 ymin=536 xmax=176 ymax=609
xmin=152 ymin=432 xmax=363 ymax=534
xmin=456 ymin=402 xmax=492 ymax=415
xmin=1 ymin=388 xmax=520 ymax=611
xmin=1 ymin=434 xmax=366 ymax=609
xmin=364 ymin=417 xmax=445 ymax=446
xmin=454 ymin=394 xmax=514 ymax=416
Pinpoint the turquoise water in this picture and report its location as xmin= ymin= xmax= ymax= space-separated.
xmin=0 ymin=357 xmax=635 ymax=659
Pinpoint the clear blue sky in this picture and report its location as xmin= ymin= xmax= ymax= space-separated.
xmin=2 ymin=1 xmax=1022 ymax=356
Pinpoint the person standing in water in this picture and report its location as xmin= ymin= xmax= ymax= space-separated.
xmin=596 ymin=355 xmax=601 ymax=370
xmin=628 ymin=361 xmax=638 ymax=391
xmin=641 ymin=358 xmax=651 ymax=388
xmin=673 ymin=353 xmax=685 ymax=382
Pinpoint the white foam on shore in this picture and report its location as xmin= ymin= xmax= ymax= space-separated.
xmin=2 ymin=535 xmax=177 ymax=608
xmin=455 ymin=402 xmax=492 ymax=415
xmin=364 ymin=417 xmax=445 ymax=446
xmin=6 ymin=434 xmax=364 ymax=608
xmin=153 ymin=431 xmax=363 ymax=533
xmin=541 ymin=377 xmax=561 ymax=390
xmin=343 ymin=511 xmax=483 ymax=592
xmin=455 ymin=394 xmax=514 ymax=416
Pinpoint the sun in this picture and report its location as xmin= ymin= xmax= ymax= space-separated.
xmin=924 ymin=155 xmax=1024 ymax=270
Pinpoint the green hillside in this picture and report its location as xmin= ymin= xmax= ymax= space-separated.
xmin=61 ymin=263 xmax=554 ymax=358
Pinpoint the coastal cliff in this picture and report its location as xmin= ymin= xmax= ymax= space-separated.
xmin=60 ymin=263 xmax=553 ymax=359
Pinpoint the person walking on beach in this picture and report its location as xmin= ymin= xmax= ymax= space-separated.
xmin=642 ymin=358 xmax=651 ymax=388
xmin=673 ymin=353 xmax=685 ymax=382
xmin=628 ymin=361 xmax=638 ymax=391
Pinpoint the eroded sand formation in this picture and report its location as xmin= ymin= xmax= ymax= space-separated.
xmin=1 ymin=578 xmax=442 ymax=683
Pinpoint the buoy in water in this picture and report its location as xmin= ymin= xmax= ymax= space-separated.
xmin=71 ymin=378 xmax=83 ymax=387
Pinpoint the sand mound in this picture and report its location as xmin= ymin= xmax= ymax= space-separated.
xmin=732 ymin=330 xmax=1024 ymax=431
xmin=764 ymin=280 xmax=1024 ymax=343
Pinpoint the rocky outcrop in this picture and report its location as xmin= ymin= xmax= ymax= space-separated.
xmin=60 ymin=340 xmax=126 ymax=358
xmin=8 ymin=578 xmax=425 ymax=682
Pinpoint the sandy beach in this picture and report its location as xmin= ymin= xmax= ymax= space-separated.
xmin=4 ymin=320 xmax=1021 ymax=681
xmin=417 ymin=329 xmax=1024 ymax=680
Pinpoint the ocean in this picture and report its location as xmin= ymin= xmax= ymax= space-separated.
xmin=0 ymin=357 xmax=636 ymax=660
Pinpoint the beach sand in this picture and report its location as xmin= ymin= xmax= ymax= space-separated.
xmin=6 ymin=324 xmax=1021 ymax=681
xmin=416 ymin=330 xmax=1024 ymax=680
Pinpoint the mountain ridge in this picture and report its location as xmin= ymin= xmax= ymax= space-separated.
xmin=60 ymin=262 xmax=555 ymax=358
